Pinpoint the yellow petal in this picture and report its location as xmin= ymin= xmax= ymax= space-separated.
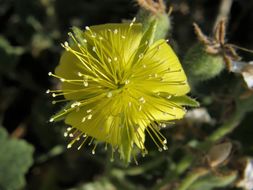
xmin=85 ymin=23 xmax=143 ymax=65
xmin=134 ymin=40 xmax=190 ymax=96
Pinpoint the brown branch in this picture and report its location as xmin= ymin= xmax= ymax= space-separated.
xmin=193 ymin=23 xmax=210 ymax=45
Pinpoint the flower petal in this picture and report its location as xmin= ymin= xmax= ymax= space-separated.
xmin=133 ymin=39 xmax=190 ymax=96
xmin=85 ymin=23 xmax=143 ymax=65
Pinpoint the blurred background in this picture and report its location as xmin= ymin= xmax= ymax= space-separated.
xmin=0 ymin=0 xmax=253 ymax=190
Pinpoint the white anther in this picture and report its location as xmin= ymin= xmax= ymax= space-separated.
xmin=69 ymin=133 xmax=74 ymax=137
xmin=78 ymin=72 xmax=82 ymax=77
xmin=163 ymin=145 xmax=168 ymax=150
xmin=87 ymin=114 xmax=92 ymax=120
xmin=114 ymin=29 xmax=118 ymax=34
xmin=52 ymin=93 xmax=56 ymax=97
xmin=92 ymin=46 xmax=96 ymax=51
xmin=107 ymin=92 xmax=112 ymax=98
xmin=87 ymin=109 xmax=92 ymax=113
xmin=125 ymin=80 xmax=130 ymax=84
xmin=64 ymin=41 xmax=69 ymax=47
xmin=121 ymin=35 xmax=126 ymax=39
xmin=82 ymin=117 xmax=86 ymax=122
xmin=60 ymin=78 xmax=65 ymax=82
xmin=67 ymin=144 xmax=72 ymax=149
xmin=83 ymin=39 xmax=87 ymax=43
xmin=83 ymin=81 xmax=88 ymax=87
xmin=49 ymin=118 xmax=54 ymax=122
xmin=114 ymin=57 xmax=118 ymax=61
xmin=67 ymin=127 xmax=72 ymax=131
xmin=138 ymin=53 xmax=143 ymax=59
xmin=108 ymin=58 xmax=112 ymax=63
xmin=161 ymin=123 xmax=166 ymax=128
xmin=64 ymin=132 xmax=68 ymax=137
xmin=85 ymin=26 xmax=90 ymax=31
xmin=48 ymin=72 xmax=52 ymax=76
xmin=71 ymin=102 xmax=80 ymax=108
xmin=139 ymin=97 xmax=145 ymax=103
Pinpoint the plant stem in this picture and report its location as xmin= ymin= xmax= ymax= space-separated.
xmin=177 ymin=168 xmax=209 ymax=190
xmin=206 ymin=109 xmax=245 ymax=143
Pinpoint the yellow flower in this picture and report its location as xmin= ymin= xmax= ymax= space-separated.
xmin=48 ymin=20 xmax=196 ymax=163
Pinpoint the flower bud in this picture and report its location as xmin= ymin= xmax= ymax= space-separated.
xmin=183 ymin=43 xmax=224 ymax=86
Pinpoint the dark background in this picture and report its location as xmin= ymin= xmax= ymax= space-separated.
xmin=0 ymin=0 xmax=252 ymax=189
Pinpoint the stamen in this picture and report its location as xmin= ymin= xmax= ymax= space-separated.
xmin=139 ymin=97 xmax=146 ymax=103
xmin=77 ymin=135 xmax=89 ymax=150
xmin=92 ymin=143 xmax=98 ymax=154
xmin=114 ymin=29 xmax=118 ymax=34
xmin=107 ymin=92 xmax=113 ymax=98
xmin=87 ymin=114 xmax=92 ymax=120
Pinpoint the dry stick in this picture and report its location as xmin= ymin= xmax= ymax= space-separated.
xmin=214 ymin=0 xmax=233 ymax=30
xmin=137 ymin=0 xmax=157 ymax=14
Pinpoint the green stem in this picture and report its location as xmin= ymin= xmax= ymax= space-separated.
xmin=124 ymin=156 xmax=165 ymax=176
xmin=177 ymin=168 xmax=209 ymax=190
xmin=151 ymin=156 xmax=193 ymax=190
xmin=206 ymin=109 xmax=245 ymax=143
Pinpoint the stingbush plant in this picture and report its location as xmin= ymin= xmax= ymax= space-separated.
xmin=48 ymin=19 xmax=197 ymax=164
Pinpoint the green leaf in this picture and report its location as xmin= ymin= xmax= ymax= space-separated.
xmin=70 ymin=178 xmax=115 ymax=190
xmin=132 ymin=20 xmax=157 ymax=64
xmin=189 ymin=172 xmax=237 ymax=190
xmin=50 ymin=101 xmax=75 ymax=122
xmin=0 ymin=36 xmax=24 ymax=55
xmin=169 ymin=95 xmax=199 ymax=107
xmin=0 ymin=127 xmax=34 ymax=190
xmin=70 ymin=27 xmax=87 ymax=47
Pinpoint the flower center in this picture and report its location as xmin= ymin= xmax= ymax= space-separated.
xmin=117 ymin=82 xmax=125 ymax=89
